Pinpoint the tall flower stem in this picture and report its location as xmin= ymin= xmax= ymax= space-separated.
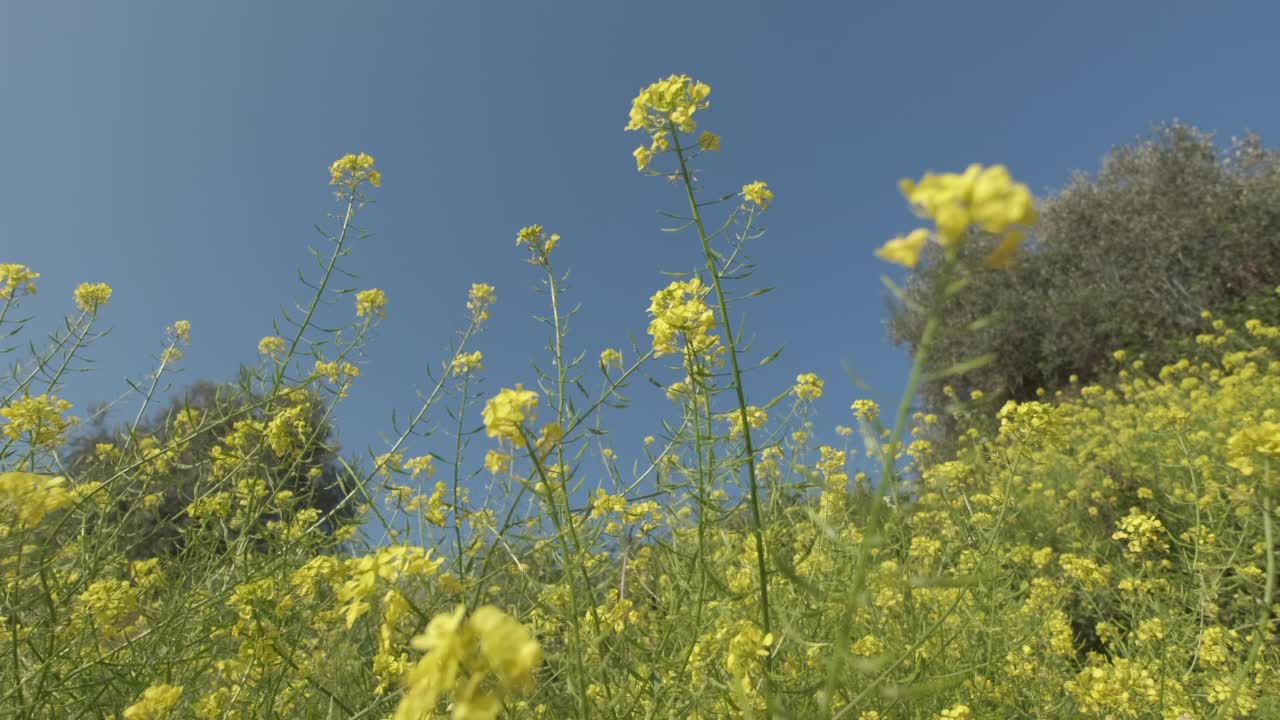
xmin=671 ymin=125 xmax=773 ymax=644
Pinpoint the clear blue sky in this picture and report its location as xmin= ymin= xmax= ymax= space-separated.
xmin=5 ymin=2 xmax=1280 ymax=480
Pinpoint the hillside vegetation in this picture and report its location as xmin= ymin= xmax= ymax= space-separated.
xmin=1 ymin=76 xmax=1277 ymax=719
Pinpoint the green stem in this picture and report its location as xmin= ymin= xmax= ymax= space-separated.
xmin=671 ymin=125 xmax=772 ymax=642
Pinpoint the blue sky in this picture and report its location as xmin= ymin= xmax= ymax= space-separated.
xmin=4 ymin=1 xmax=1280 ymax=484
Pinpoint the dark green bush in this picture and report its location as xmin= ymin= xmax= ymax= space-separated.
xmin=889 ymin=123 xmax=1280 ymax=441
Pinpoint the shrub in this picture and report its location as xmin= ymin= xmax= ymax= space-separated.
xmin=889 ymin=123 xmax=1280 ymax=444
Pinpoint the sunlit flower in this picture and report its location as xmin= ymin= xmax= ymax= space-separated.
xmin=468 ymin=283 xmax=496 ymax=324
xmin=741 ymin=181 xmax=774 ymax=211
xmin=330 ymin=152 xmax=381 ymax=188
xmin=482 ymin=385 xmax=539 ymax=444
xmin=74 ymin=282 xmax=112 ymax=313
xmin=0 ymin=264 xmax=39 ymax=300
xmin=355 ymin=288 xmax=388 ymax=319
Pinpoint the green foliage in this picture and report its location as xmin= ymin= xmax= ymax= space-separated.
xmin=889 ymin=123 xmax=1280 ymax=441
xmin=65 ymin=375 xmax=353 ymax=559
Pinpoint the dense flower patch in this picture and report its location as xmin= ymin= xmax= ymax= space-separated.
xmin=0 ymin=75 xmax=1276 ymax=719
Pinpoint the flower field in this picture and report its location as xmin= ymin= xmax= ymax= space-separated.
xmin=2 ymin=75 xmax=1278 ymax=719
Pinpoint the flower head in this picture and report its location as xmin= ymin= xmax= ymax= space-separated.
xmin=482 ymin=385 xmax=539 ymax=444
xmin=330 ymin=152 xmax=381 ymax=188
xmin=0 ymin=264 xmax=39 ymax=300
xmin=875 ymin=228 xmax=930 ymax=269
xmin=450 ymin=350 xmax=484 ymax=375
xmin=626 ymin=74 xmax=712 ymax=171
xmin=741 ymin=181 xmax=774 ymax=211
xmin=897 ymin=164 xmax=1035 ymax=252
xmin=625 ymin=74 xmax=711 ymax=135
xmin=74 ymin=282 xmax=112 ymax=313
xmin=646 ymin=278 xmax=719 ymax=358
xmin=792 ymin=372 xmax=824 ymax=401
xmin=600 ymin=348 xmax=623 ymax=370
xmin=516 ymin=225 xmax=560 ymax=263
xmin=355 ymin=288 xmax=388 ymax=319
xmin=258 ymin=335 xmax=287 ymax=358
xmin=122 ymin=684 xmax=183 ymax=720
xmin=1 ymin=394 xmax=79 ymax=446
xmin=467 ymin=283 xmax=496 ymax=324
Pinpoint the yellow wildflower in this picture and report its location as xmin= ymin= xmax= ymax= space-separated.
xmin=467 ymin=283 xmax=496 ymax=324
xmin=482 ymin=385 xmax=539 ymax=444
xmin=1 ymin=394 xmax=79 ymax=445
xmin=74 ymin=282 xmax=112 ymax=313
xmin=600 ymin=347 xmax=623 ymax=370
xmin=258 ymin=335 xmax=287 ymax=358
xmin=792 ymin=372 xmax=824 ymax=400
xmin=875 ymin=228 xmax=930 ymax=269
xmin=330 ymin=152 xmax=380 ymax=187
xmin=647 ymin=278 xmax=719 ymax=357
xmin=741 ymin=180 xmax=774 ymax=211
xmin=451 ymin=350 xmax=484 ymax=375
xmin=355 ymin=288 xmax=388 ymax=319
xmin=122 ymin=684 xmax=183 ymax=720
xmin=0 ymin=263 xmax=39 ymax=299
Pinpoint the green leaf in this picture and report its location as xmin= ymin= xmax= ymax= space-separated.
xmin=924 ymin=353 xmax=997 ymax=382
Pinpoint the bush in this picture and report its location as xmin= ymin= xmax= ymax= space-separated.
xmin=65 ymin=375 xmax=353 ymax=560
xmin=889 ymin=123 xmax=1280 ymax=443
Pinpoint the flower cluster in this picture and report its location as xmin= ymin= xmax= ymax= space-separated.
xmin=878 ymin=164 xmax=1036 ymax=269
xmin=467 ymin=283 xmax=496 ymax=324
xmin=625 ymin=74 xmax=711 ymax=170
xmin=515 ymin=224 xmax=559 ymax=264
xmin=1 ymin=393 xmax=79 ymax=446
xmin=482 ymin=385 xmax=539 ymax=444
xmin=74 ymin=282 xmax=112 ymax=313
xmin=356 ymin=288 xmax=389 ymax=319
xmin=646 ymin=278 xmax=719 ymax=358
xmin=395 ymin=605 xmax=542 ymax=720
xmin=0 ymin=263 xmax=39 ymax=300
xmin=330 ymin=152 xmax=382 ymax=188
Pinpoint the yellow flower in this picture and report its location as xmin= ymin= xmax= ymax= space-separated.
xmin=792 ymin=372 xmax=824 ymax=400
xmin=898 ymin=163 xmax=1034 ymax=249
xmin=851 ymin=399 xmax=880 ymax=422
xmin=625 ymin=74 xmax=711 ymax=136
xmin=451 ymin=350 xmax=484 ymax=375
xmin=170 ymin=320 xmax=191 ymax=343
xmin=647 ymin=278 xmax=719 ymax=357
xmin=482 ymin=385 xmax=539 ymax=444
xmin=395 ymin=605 xmax=541 ymax=720
xmin=600 ymin=348 xmax=623 ymax=370
xmin=1112 ymin=507 xmax=1169 ymax=554
xmin=697 ymin=131 xmax=721 ymax=151
xmin=74 ymin=282 xmax=112 ymax=313
xmin=0 ymin=264 xmax=39 ymax=299
xmin=724 ymin=406 xmax=768 ymax=438
xmin=515 ymin=225 xmax=559 ymax=262
xmin=633 ymin=145 xmax=654 ymax=171
xmin=1226 ymin=421 xmax=1280 ymax=477
xmin=0 ymin=472 xmax=75 ymax=528
xmin=1 ymin=394 xmax=79 ymax=446
xmin=741 ymin=181 xmax=774 ymax=211
xmin=484 ymin=449 xmax=511 ymax=475
xmin=467 ymin=283 xmax=496 ymax=324
xmin=122 ymin=684 xmax=183 ymax=720
xmin=875 ymin=228 xmax=930 ymax=268
xmin=258 ymin=335 xmax=287 ymax=358
xmin=355 ymin=288 xmax=388 ymax=319
xmin=329 ymin=152 xmax=381 ymax=188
